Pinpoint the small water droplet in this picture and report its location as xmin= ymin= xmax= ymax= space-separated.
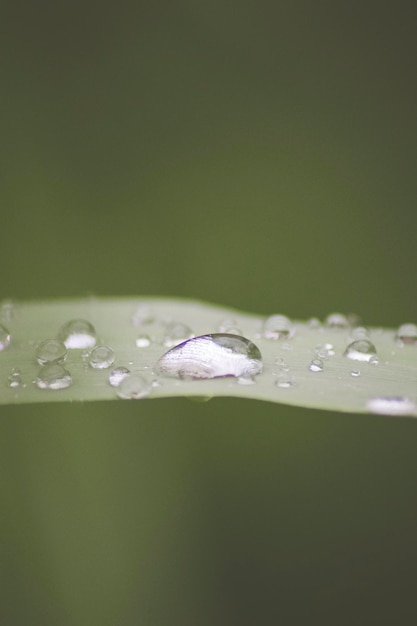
xmin=132 ymin=305 xmax=155 ymax=325
xmin=163 ymin=322 xmax=194 ymax=347
xmin=58 ymin=319 xmax=97 ymax=349
xmin=263 ymin=315 xmax=293 ymax=340
xmin=88 ymin=345 xmax=115 ymax=369
xmin=344 ymin=339 xmax=377 ymax=362
xmin=275 ymin=374 xmax=295 ymax=388
xmin=237 ymin=375 xmax=256 ymax=385
xmin=36 ymin=339 xmax=67 ymax=365
xmin=0 ymin=300 xmax=15 ymax=323
xmin=350 ymin=369 xmax=361 ymax=377
xmin=309 ymin=358 xmax=324 ymax=372
xmin=218 ymin=318 xmax=242 ymax=335
xmin=0 ymin=324 xmax=12 ymax=351
xmin=108 ymin=366 xmax=131 ymax=387
xmin=315 ymin=343 xmax=335 ymax=359
xmin=157 ymin=333 xmax=263 ymax=380
xmin=7 ymin=367 xmax=23 ymax=388
xmin=325 ymin=313 xmax=349 ymax=329
xmin=369 ymin=355 xmax=379 ymax=366
xmin=272 ymin=357 xmax=289 ymax=374
xmin=116 ymin=374 xmax=151 ymax=399
xmin=367 ymin=396 xmax=416 ymax=416
xmin=396 ymin=323 xmax=417 ymax=346
xmin=350 ymin=326 xmax=369 ymax=341
xmin=136 ymin=334 xmax=151 ymax=348
xmin=35 ymin=364 xmax=73 ymax=390
xmin=307 ymin=317 xmax=321 ymax=329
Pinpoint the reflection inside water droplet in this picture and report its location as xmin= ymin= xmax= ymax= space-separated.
xmin=157 ymin=333 xmax=263 ymax=380
xmin=58 ymin=319 xmax=97 ymax=349
xmin=35 ymin=364 xmax=73 ymax=390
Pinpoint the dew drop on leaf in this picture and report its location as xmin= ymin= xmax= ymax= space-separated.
xmin=309 ymin=358 xmax=324 ymax=372
xmin=396 ymin=323 xmax=417 ymax=346
xmin=344 ymin=339 xmax=377 ymax=362
xmin=108 ymin=366 xmax=130 ymax=387
xmin=7 ymin=367 xmax=23 ymax=388
xmin=116 ymin=374 xmax=151 ymax=399
xmin=325 ymin=313 xmax=350 ymax=329
xmin=88 ymin=345 xmax=115 ymax=369
xmin=263 ymin=315 xmax=293 ymax=340
xmin=36 ymin=339 xmax=67 ymax=365
xmin=58 ymin=319 xmax=97 ymax=349
xmin=163 ymin=322 xmax=194 ymax=347
xmin=136 ymin=334 xmax=151 ymax=348
xmin=0 ymin=324 xmax=12 ymax=351
xmin=157 ymin=333 xmax=263 ymax=380
xmin=367 ymin=396 xmax=416 ymax=416
xmin=35 ymin=364 xmax=73 ymax=390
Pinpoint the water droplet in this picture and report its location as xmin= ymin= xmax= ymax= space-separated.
xmin=0 ymin=324 xmax=12 ymax=351
xmin=36 ymin=339 xmax=67 ymax=365
xmin=344 ymin=339 xmax=377 ymax=362
xmin=272 ymin=357 xmax=289 ymax=374
xmin=136 ymin=334 xmax=151 ymax=348
xmin=367 ymin=396 xmax=416 ymax=416
xmin=163 ymin=322 xmax=194 ymax=347
xmin=309 ymin=358 xmax=324 ymax=372
xmin=275 ymin=374 xmax=295 ymax=388
xmin=0 ymin=300 xmax=15 ymax=323
xmin=369 ymin=355 xmax=379 ymax=366
xmin=7 ymin=367 xmax=22 ymax=388
xmin=350 ymin=369 xmax=361 ymax=377
xmin=263 ymin=315 xmax=293 ymax=340
xmin=237 ymin=375 xmax=256 ymax=385
xmin=35 ymin=364 xmax=73 ymax=390
xmin=315 ymin=343 xmax=335 ymax=359
xmin=396 ymin=323 xmax=417 ymax=346
xmin=325 ymin=313 xmax=349 ymax=329
xmin=108 ymin=366 xmax=131 ymax=387
xmin=307 ymin=317 xmax=321 ymax=329
xmin=88 ymin=345 xmax=115 ymax=369
xmin=132 ymin=305 xmax=155 ymax=325
xmin=58 ymin=319 xmax=97 ymax=349
xmin=350 ymin=326 xmax=369 ymax=341
xmin=157 ymin=333 xmax=263 ymax=380
xmin=218 ymin=319 xmax=242 ymax=335
xmin=116 ymin=374 xmax=151 ymax=399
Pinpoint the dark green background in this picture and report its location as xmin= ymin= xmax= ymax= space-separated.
xmin=1 ymin=2 xmax=417 ymax=624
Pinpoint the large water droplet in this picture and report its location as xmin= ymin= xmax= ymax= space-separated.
xmin=58 ymin=319 xmax=97 ymax=349
xmin=163 ymin=322 xmax=194 ymax=348
xmin=263 ymin=315 xmax=293 ymax=340
xmin=344 ymin=339 xmax=377 ymax=362
xmin=108 ymin=366 xmax=131 ymax=387
xmin=116 ymin=374 xmax=151 ymax=399
xmin=367 ymin=396 xmax=416 ymax=416
xmin=88 ymin=345 xmax=115 ymax=369
xmin=157 ymin=333 xmax=263 ymax=380
xmin=0 ymin=324 xmax=12 ymax=351
xmin=35 ymin=364 xmax=73 ymax=390
xmin=36 ymin=339 xmax=67 ymax=365
xmin=396 ymin=323 xmax=417 ymax=346
xmin=7 ymin=367 xmax=23 ymax=388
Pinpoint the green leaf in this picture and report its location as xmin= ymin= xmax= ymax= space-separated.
xmin=1 ymin=297 xmax=416 ymax=416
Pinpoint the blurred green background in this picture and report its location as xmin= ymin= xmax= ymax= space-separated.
xmin=1 ymin=2 xmax=417 ymax=624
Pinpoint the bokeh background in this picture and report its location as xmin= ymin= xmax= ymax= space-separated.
xmin=1 ymin=2 xmax=417 ymax=624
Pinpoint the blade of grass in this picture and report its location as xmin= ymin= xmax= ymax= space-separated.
xmin=0 ymin=297 xmax=416 ymax=416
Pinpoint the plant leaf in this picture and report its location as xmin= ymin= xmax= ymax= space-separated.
xmin=1 ymin=297 xmax=416 ymax=416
